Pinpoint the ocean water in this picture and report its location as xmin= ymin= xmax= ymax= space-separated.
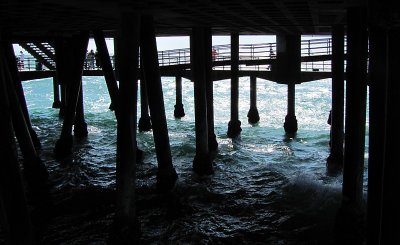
xmin=4 ymin=76 xmax=368 ymax=244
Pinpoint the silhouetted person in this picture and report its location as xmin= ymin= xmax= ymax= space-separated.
xmin=35 ymin=61 xmax=43 ymax=71
xmin=328 ymin=110 xmax=332 ymax=147
xmin=95 ymin=50 xmax=100 ymax=69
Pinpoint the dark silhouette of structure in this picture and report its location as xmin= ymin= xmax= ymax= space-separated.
xmin=0 ymin=0 xmax=398 ymax=244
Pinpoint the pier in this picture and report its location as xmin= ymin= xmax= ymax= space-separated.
xmin=0 ymin=0 xmax=398 ymax=244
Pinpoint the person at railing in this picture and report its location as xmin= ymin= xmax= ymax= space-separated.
xmin=212 ymin=48 xmax=218 ymax=61
xmin=35 ymin=60 xmax=43 ymax=71
xmin=87 ymin=49 xmax=95 ymax=69
xmin=327 ymin=110 xmax=332 ymax=147
xmin=269 ymin=46 xmax=275 ymax=58
xmin=17 ymin=51 xmax=25 ymax=70
xmin=95 ymin=50 xmax=101 ymax=69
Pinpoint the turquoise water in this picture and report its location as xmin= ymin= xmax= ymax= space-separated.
xmin=17 ymin=76 xmax=368 ymax=244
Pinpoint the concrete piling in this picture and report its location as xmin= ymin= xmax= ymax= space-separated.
xmin=247 ymin=76 xmax=260 ymax=124
xmin=173 ymin=75 xmax=185 ymax=118
xmin=227 ymin=32 xmax=242 ymax=138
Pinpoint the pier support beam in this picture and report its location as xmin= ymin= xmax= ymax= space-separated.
xmin=227 ymin=32 xmax=242 ymax=138
xmin=337 ymin=8 xmax=368 ymax=244
xmin=53 ymin=33 xmax=89 ymax=159
xmin=191 ymin=27 xmax=213 ymax=175
xmin=73 ymin=84 xmax=88 ymax=138
xmin=3 ymin=43 xmax=41 ymax=149
xmin=93 ymin=30 xmax=120 ymax=113
xmin=109 ymin=14 xmax=141 ymax=244
xmin=59 ymin=83 xmax=67 ymax=118
xmin=276 ymin=34 xmax=300 ymax=135
xmin=2 ymin=48 xmax=48 ymax=189
xmin=173 ymin=76 xmax=185 ymax=118
xmin=247 ymin=76 xmax=260 ymax=124
xmin=204 ymin=28 xmax=218 ymax=153
xmin=380 ymin=27 xmax=400 ymax=245
xmin=342 ymin=7 xmax=368 ymax=210
xmin=0 ymin=45 xmax=34 ymax=245
xmin=368 ymin=25 xmax=387 ymax=244
xmin=141 ymin=15 xmax=177 ymax=191
xmin=138 ymin=66 xmax=152 ymax=131
xmin=283 ymin=83 xmax=298 ymax=134
xmin=52 ymin=76 xmax=61 ymax=108
xmin=366 ymin=26 xmax=387 ymax=245
xmin=327 ymin=25 xmax=345 ymax=175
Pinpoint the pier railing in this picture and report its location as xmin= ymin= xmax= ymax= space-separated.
xmin=18 ymin=37 xmax=344 ymax=73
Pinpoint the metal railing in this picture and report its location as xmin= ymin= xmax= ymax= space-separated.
xmin=18 ymin=37 xmax=345 ymax=73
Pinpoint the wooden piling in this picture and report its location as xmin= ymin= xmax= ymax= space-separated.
xmin=191 ymin=27 xmax=213 ymax=175
xmin=53 ymin=32 xmax=89 ymax=159
xmin=366 ymin=26 xmax=387 ymax=245
xmin=73 ymin=83 xmax=88 ymax=138
xmin=336 ymin=9 xmax=368 ymax=244
xmin=140 ymin=15 xmax=178 ymax=191
xmin=109 ymin=13 xmax=141 ymax=244
xmin=93 ymin=30 xmax=120 ymax=112
xmin=3 ymin=43 xmax=41 ymax=149
xmin=342 ymin=7 xmax=368 ymax=210
xmin=2 ymin=47 xmax=48 ymax=186
xmin=380 ymin=27 xmax=400 ymax=245
xmin=327 ymin=25 xmax=345 ymax=175
xmin=0 ymin=44 xmax=34 ymax=245
xmin=138 ymin=60 xmax=152 ymax=131
xmin=52 ymin=76 xmax=61 ymax=108
xmin=204 ymin=27 xmax=218 ymax=153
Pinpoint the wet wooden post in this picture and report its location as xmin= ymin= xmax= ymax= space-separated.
xmin=108 ymin=13 xmax=141 ymax=244
xmin=173 ymin=75 xmax=185 ymax=118
xmin=140 ymin=15 xmax=178 ymax=191
xmin=191 ymin=27 xmax=213 ymax=175
xmin=336 ymin=9 xmax=368 ymax=243
xmin=53 ymin=33 xmax=89 ymax=159
xmin=2 ymin=47 xmax=48 ymax=187
xmin=342 ymin=7 xmax=368 ymax=210
xmin=52 ymin=76 xmax=61 ymax=108
xmin=59 ymin=83 xmax=67 ymax=117
xmin=227 ymin=32 xmax=242 ymax=138
xmin=55 ymin=37 xmax=67 ymax=118
xmin=0 ymin=46 xmax=34 ymax=245
xmin=380 ymin=27 xmax=400 ymax=245
xmin=247 ymin=75 xmax=260 ymax=124
xmin=3 ymin=43 xmax=41 ymax=149
xmin=93 ymin=30 xmax=120 ymax=112
xmin=366 ymin=26 xmax=387 ymax=245
xmin=204 ymin=27 xmax=218 ymax=152
xmin=138 ymin=59 xmax=152 ymax=131
xmin=73 ymin=83 xmax=88 ymax=138
xmin=327 ymin=25 xmax=345 ymax=175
